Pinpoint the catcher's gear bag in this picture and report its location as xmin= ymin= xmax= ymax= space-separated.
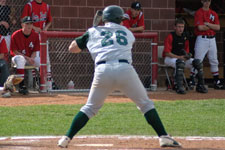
xmin=102 ymin=5 xmax=124 ymax=24
xmin=3 ymin=75 xmax=24 ymax=93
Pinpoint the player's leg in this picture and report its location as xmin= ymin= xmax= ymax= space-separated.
xmin=192 ymin=59 xmax=208 ymax=93
xmin=194 ymin=36 xmax=208 ymax=61
xmin=58 ymin=66 xmax=114 ymax=148
xmin=117 ymin=67 xmax=166 ymax=136
xmin=165 ymin=57 xmax=186 ymax=94
xmin=65 ymin=86 xmax=112 ymax=137
xmin=164 ymin=57 xmax=176 ymax=68
xmin=32 ymin=56 xmax=41 ymax=90
xmin=12 ymin=55 xmax=28 ymax=95
xmin=0 ymin=60 xmax=9 ymax=86
xmin=117 ymin=66 xmax=181 ymax=147
xmin=174 ymin=59 xmax=186 ymax=94
xmin=207 ymin=39 xmax=225 ymax=89
xmin=185 ymin=58 xmax=196 ymax=89
xmin=192 ymin=37 xmax=209 ymax=90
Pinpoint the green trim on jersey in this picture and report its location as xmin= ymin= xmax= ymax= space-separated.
xmin=75 ymin=32 xmax=89 ymax=50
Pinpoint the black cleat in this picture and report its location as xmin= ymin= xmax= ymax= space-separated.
xmin=214 ymin=80 xmax=225 ymax=90
xmin=196 ymin=84 xmax=208 ymax=93
xmin=176 ymin=87 xmax=186 ymax=94
xmin=19 ymin=86 xmax=29 ymax=95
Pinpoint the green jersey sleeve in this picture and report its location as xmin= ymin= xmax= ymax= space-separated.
xmin=75 ymin=32 xmax=89 ymax=50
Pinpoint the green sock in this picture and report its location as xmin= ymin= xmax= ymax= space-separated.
xmin=66 ymin=111 xmax=89 ymax=139
xmin=144 ymin=109 xmax=167 ymax=136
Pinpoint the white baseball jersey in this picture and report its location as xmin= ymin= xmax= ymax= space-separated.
xmin=87 ymin=22 xmax=134 ymax=64
xmin=76 ymin=22 xmax=155 ymax=118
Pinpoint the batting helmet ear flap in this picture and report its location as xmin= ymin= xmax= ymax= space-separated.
xmin=102 ymin=5 xmax=124 ymax=24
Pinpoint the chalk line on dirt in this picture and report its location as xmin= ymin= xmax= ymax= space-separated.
xmin=1 ymin=135 xmax=225 ymax=141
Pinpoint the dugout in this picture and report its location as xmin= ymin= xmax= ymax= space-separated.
xmin=175 ymin=0 xmax=225 ymax=87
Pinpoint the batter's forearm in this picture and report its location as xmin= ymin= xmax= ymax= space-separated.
xmin=69 ymin=40 xmax=81 ymax=53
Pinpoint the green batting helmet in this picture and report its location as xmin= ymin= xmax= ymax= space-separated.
xmin=102 ymin=5 xmax=124 ymax=24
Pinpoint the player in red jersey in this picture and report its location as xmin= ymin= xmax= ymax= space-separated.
xmin=122 ymin=2 xmax=145 ymax=32
xmin=21 ymin=0 xmax=54 ymax=90
xmin=0 ymin=35 xmax=9 ymax=87
xmin=10 ymin=16 xmax=40 ymax=94
xmin=194 ymin=0 xmax=225 ymax=89
xmin=163 ymin=19 xmax=207 ymax=94
xmin=21 ymin=0 xmax=52 ymax=33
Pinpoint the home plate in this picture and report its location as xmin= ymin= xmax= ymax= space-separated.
xmin=75 ymin=144 xmax=113 ymax=147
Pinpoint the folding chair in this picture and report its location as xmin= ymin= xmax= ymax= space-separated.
xmin=157 ymin=46 xmax=189 ymax=90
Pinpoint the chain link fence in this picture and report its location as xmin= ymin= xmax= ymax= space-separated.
xmin=46 ymin=34 xmax=154 ymax=92
xmin=1 ymin=1 xmax=156 ymax=92
xmin=0 ymin=0 xmax=30 ymax=50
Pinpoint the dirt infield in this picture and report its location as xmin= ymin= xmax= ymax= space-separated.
xmin=0 ymin=88 xmax=225 ymax=149
xmin=0 ymin=88 xmax=225 ymax=107
xmin=1 ymin=136 xmax=225 ymax=150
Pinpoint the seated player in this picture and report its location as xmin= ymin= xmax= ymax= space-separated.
xmin=10 ymin=16 xmax=40 ymax=95
xmin=163 ymin=19 xmax=208 ymax=94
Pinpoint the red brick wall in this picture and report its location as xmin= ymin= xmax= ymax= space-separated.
xmin=45 ymin=0 xmax=175 ymax=44
xmin=43 ymin=0 xmax=176 ymax=89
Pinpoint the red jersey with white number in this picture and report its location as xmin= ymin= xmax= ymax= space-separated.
xmin=21 ymin=1 xmax=52 ymax=30
xmin=122 ymin=10 xmax=145 ymax=29
xmin=194 ymin=8 xmax=220 ymax=36
xmin=0 ymin=35 xmax=8 ymax=61
xmin=10 ymin=29 xmax=40 ymax=57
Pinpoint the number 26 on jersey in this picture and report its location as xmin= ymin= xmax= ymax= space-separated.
xmin=101 ymin=30 xmax=128 ymax=47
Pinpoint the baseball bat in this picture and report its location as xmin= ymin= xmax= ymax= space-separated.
xmin=93 ymin=10 xmax=103 ymax=27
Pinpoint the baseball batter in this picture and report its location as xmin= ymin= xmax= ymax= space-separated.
xmin=57 ymin=5 xmax=181 ymax=148
xmin=163 ymin=19 xmax=208 ymax=94
xmin=21 ymin=0 xmax=53 ymax=90
xmin=10 ymin=16 xmax=40 ymax=95
xmin=194 ymin=0 xmax=225 ymax=89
